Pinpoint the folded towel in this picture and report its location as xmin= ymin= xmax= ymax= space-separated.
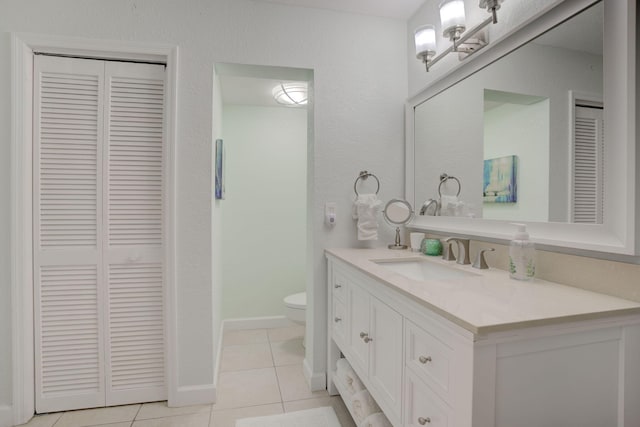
xmin=359 ymin=412 xmax=393 ymax=427
xmin=352 ymin=194 xmax=382 ymax=240
xmin=336 ymin=358 xmax=365 ymax=395
xmin=351 ymin=390 xmax=381 ymax=424
xmin=440 ymin=195 xmax=465 ymax=217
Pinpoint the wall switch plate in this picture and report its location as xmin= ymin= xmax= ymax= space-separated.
xmin=325 ymin=202 xmax=337 ymax=226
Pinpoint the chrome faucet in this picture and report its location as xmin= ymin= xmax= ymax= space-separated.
xmin=419 ymin=198 xmax=439 ymax=216
xmin=473 ymin=248 xmax=495 ymax=269
xmin=445 ymin=237 xmax=471 ymax=265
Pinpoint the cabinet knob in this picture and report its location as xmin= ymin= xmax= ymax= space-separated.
xmin=334 ymin=317 xmax=342 ymax=322
xmin=418 ymin=417 xmax=431 ymax=425
xmin=334 ymin=284 xmax=342 ymax=289
xmin=360 ymin=332 xmax=373 ymax=342
xmin=419 ymin=356 xmax=432 ymax=364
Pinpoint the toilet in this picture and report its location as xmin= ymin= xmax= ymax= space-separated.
xmin=284 ymin=291 xmax=307 ymax=325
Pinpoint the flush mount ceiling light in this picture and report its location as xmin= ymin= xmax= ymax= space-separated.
xmin=272 ymin=82 xmax=308 ymax=106
xmin=415 ymin=0 xmax=505 ymax=72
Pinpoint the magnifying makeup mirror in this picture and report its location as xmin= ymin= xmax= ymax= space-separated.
xmin=383 ymin=199 xmax=414 ymax=250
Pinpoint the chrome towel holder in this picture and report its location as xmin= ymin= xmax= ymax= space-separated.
xmin=354 ymin=170 xmax=380 ymax=196
xmin=438 ymin=173 xmax=461 ymax=197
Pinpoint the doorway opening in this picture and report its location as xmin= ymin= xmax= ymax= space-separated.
xmin=213 ymin=63 xmax=313 ymax=366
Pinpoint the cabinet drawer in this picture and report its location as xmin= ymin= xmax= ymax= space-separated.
xmin=405 ymin=370 xmax=452 ymax=427
xmin=332 ymin=269 xmax=348 ymax=302
xmin=332 ymin=297 xmax=347 ymax=345
xmin=405 ymin=320 xmax=454 ymax=403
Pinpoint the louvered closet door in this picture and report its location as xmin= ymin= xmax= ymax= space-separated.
xmin=33 ymin=55 xmax=106 ymax=412
xmin=572 ymin=106 xmax=604 ymax=224
xmin=34 ymin=56 xmax=167 ymax=413
xmin=104 ymin=61 xmax=166 ymax=405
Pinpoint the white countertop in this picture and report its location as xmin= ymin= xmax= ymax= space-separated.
xmin=325 ymin=248 xmax=640 ymax=335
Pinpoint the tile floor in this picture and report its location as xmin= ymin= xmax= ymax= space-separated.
xmin=20 ymin=326 xmax=356 ymax=427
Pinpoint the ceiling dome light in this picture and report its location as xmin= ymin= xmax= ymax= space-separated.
xmin=272 ymin=82 xmax=308 ymax=106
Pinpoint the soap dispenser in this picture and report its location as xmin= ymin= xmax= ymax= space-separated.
xmin=509 ymin=223 xmax=535 ymax=280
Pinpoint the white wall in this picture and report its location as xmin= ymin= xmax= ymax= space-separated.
xmin=221 ymin=105 xmax=307 ymax=319
xmin=0 ymin=0 xmax=407 ymax=412
xmin=211 ymin=70 xmax=224 ymax=389
xmin=483 ymin=100 xmax=550 ymax=222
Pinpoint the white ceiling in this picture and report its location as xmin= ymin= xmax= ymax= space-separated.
xmin=251 ymin=0 xmax=425 ymax=20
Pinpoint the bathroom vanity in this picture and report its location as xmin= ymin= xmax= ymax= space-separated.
xmin=326 ymin=248 xmax=640 ymax=427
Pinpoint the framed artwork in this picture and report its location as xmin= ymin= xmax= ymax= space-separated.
xmin=483 ymin=155 xmax=517 ymax=203
xmin=215 ymin=139 xmax=225 ymax=200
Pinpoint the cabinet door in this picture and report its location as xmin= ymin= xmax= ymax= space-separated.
xmin=347 ymin=282 xmax=370 ymax=376
xmin=369 ymin=296 xmax=403 ymax=423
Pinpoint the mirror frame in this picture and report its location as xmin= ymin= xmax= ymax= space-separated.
xmin=406 ymin=0 xmax=638 ymax=256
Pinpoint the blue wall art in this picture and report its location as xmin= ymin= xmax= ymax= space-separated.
xmin=483 ymin=155 xmax=517 ymax=203
xmin=215 ymin=139 xmax=225 ymax=200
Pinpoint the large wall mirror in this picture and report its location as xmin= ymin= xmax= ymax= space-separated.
xmin=406 ymin=0 xmax=637 ymax=255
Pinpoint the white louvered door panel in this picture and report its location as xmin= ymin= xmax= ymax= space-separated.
xmin=104 ymin=61 xmax=167 ymax=405
xmin=34 ymin=56 xmax=167 ymax=413
xmin=33 ymin=55 xmax=106 ymax=412
xmin=572 ymin=106 xmax=604 ymax=224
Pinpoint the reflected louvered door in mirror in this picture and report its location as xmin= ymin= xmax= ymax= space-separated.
xmin=33 ymin=55 xmax=166 ymax=413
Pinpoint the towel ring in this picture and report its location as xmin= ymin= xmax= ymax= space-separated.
xmin=354 ymin=170 xmax=380 ymax=196
xmin=438 ymin=173 xmax=461 ymax=198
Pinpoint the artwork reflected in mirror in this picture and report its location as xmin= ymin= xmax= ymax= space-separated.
xmin=414 ymin=1 xmax=603 ymax=224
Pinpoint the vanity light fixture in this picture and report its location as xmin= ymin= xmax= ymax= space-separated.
xmin=415 ymin=0 xmax=505 ymax=72
xmin=272 ymin=82 xmax=308 ymax=106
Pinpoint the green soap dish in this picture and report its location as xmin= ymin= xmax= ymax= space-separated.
xmin=423 ymin=239 xmax=443 ymax=256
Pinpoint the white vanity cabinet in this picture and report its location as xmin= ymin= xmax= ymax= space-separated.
xmin=326 ymin=249 xmax=640 ymax=427
xmin=331 ymin=264 xmax=404 ymax=425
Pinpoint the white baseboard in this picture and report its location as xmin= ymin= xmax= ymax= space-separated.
xmin=169 ymin=384 xmax=216 ymax=407
xmin=222 ymin=316 xmax=297 ymax=331
xmin=0 ymin=406 xmax=13 ymax=427
xmin=303 ymin=358 xmax=326 ymax=392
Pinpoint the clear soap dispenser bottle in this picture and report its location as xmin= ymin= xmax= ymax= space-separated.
xmin=509 ymin=223 xmax=535 ymax=280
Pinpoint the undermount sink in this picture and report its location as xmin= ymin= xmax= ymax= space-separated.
xmin=373 ymin=258 xmax=479 ymax=281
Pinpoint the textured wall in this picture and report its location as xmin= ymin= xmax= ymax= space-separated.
xmin=0 ymin=0 xmax=407 ymax=410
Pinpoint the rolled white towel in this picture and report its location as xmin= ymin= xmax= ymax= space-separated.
xmin=335 ymin=358 xmax=365 ymax=395
xmin=336 ymin=358 xmax=351 ymax=375
xmin=359 ymin=412 xmax=393 ymax=427
xmin=344 ymin=369 xmax=365 ymax=395
xmin=351 ymin=390 xmax=381 ymax=424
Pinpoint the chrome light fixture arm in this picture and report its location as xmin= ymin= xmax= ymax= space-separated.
xmin=421 ymin=14 xmax=493 ymax=72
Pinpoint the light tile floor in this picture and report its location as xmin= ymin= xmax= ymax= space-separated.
xmin=20 ymin=326 xmax=356 ymax=427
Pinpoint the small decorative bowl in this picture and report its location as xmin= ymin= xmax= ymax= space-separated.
xmin=423 ymin=239 xmax=443 ymax=256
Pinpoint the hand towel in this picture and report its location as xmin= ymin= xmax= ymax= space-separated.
xmin=358 ymin=412 xmax=393 ymax=427
xmin=352 ymin=194 xmax=382 ymax=240
xmin=440 ymin=195 xmax=459 ymax=216
xmin=351 ymin=389 xmax=381 ymax=424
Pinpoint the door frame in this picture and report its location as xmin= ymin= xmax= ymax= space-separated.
xmin=11 ymin=33 xmax=178 ymax=425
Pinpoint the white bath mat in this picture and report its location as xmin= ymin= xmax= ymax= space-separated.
xmin=235 ymin=406 xmax=341 ymax=427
